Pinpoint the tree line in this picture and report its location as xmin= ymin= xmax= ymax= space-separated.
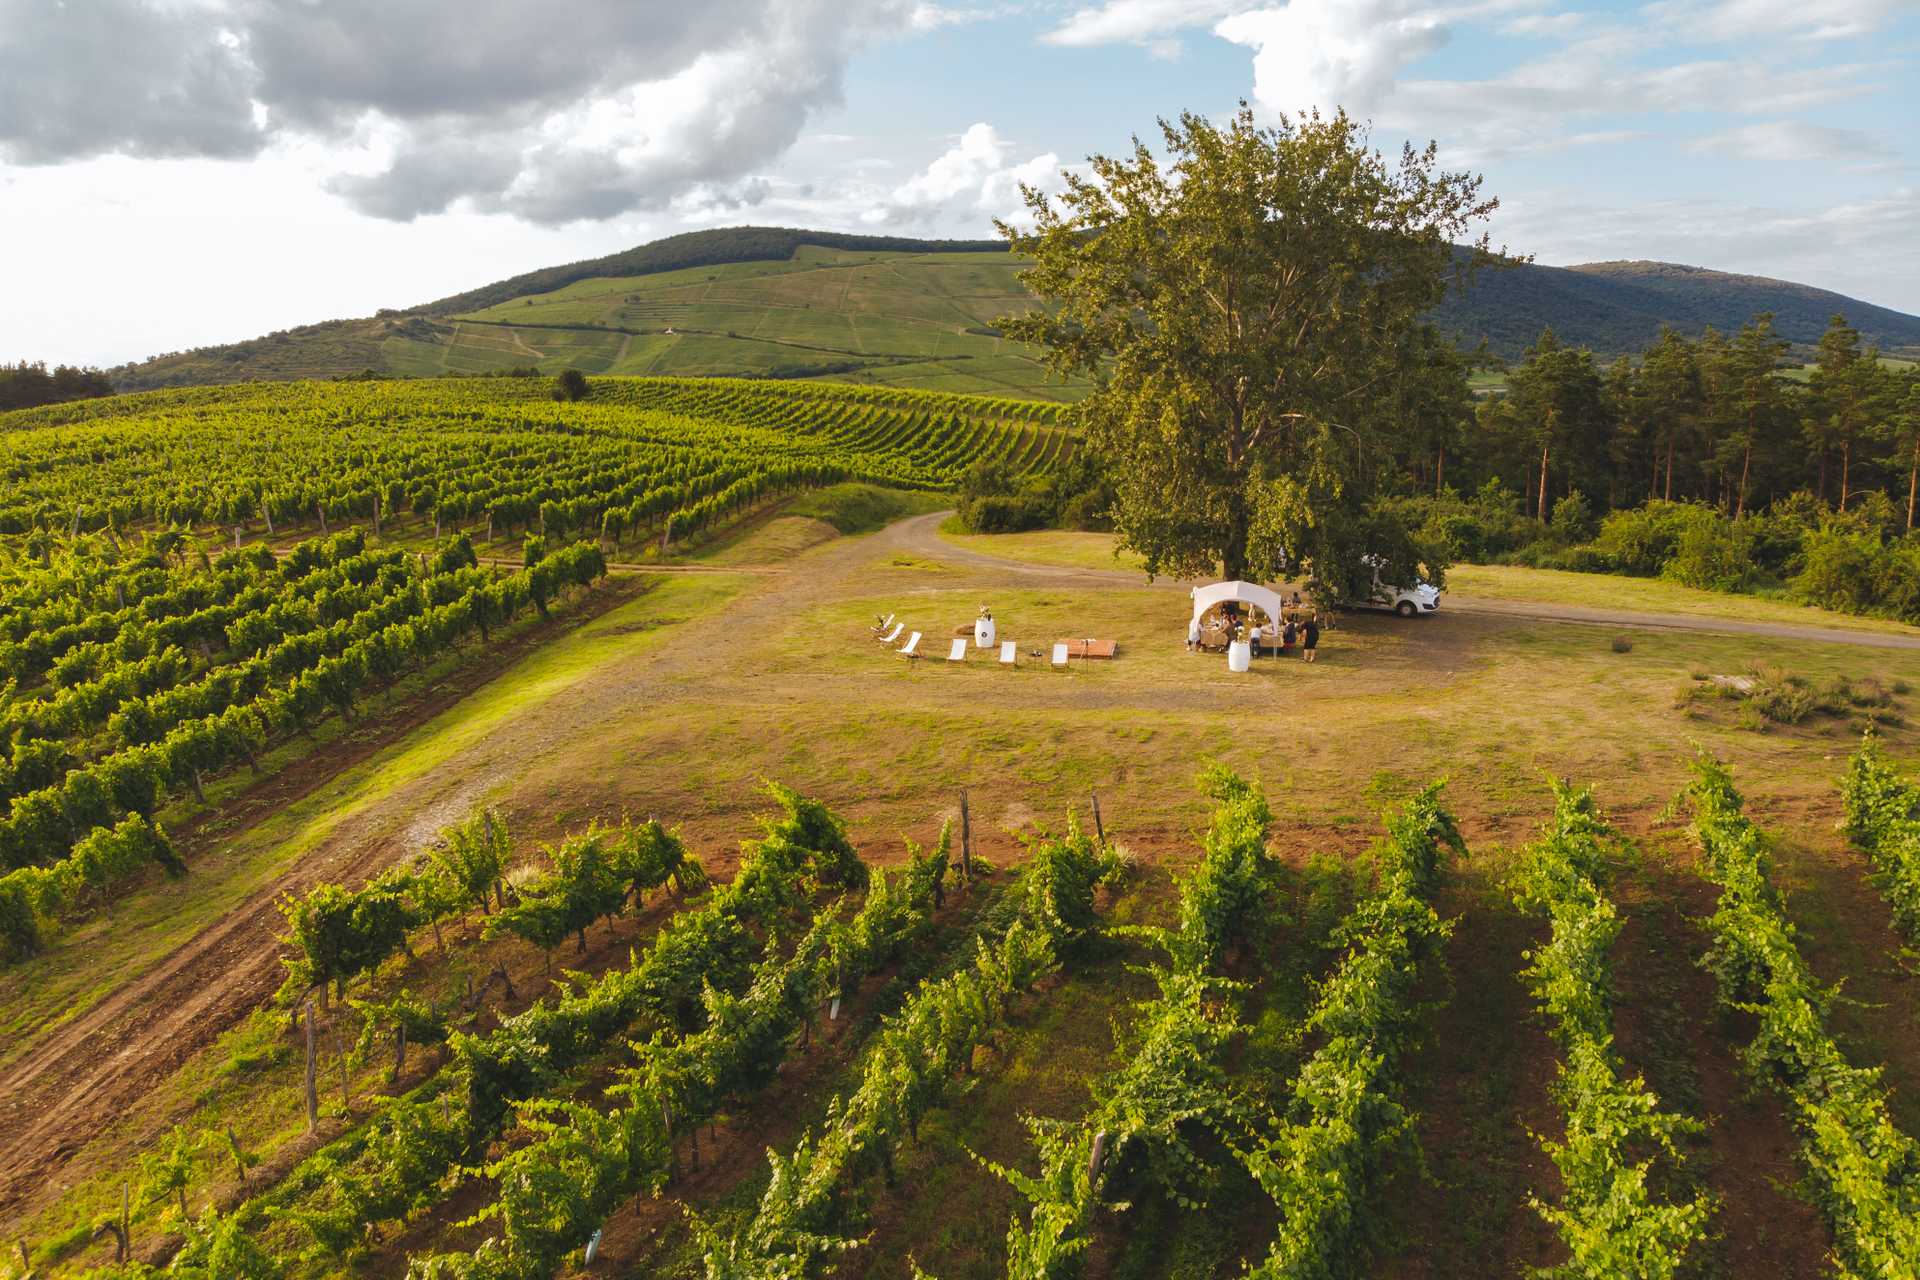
xmin=1432 ymin=314 xmax=1920 ymax=527
xmin=0 ymin=360 xmax=115 ymax=413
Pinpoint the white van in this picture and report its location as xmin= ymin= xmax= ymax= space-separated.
xmin=1359 ymin=556 xmax=1441 ymax=616
xmin=1371 ymin=578 xmax=1442 ymax=617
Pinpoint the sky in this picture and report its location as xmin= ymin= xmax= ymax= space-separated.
xmin=2 ymin=0 xmax=1917 ymax=368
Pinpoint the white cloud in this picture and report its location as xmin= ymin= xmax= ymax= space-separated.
xmin=910 ymin=3 xmax=1001 ymax=29
xmin=862 ymin=122 xmax=1064 ymax=226
xmin=0 ymin=0 xmax=938 ymax=224
xmin=1644 ymin=0 xmax=1908 ymax=42
xmin=1215 ymin=1 xmax=1451 ymax=119
xmin=1502 ymin=10 xmax=1588 ymax=36
xmin=1043 ymin=0 xmax=1248 ymax=49
xmin=1689 ymin=119 xmax=1893 ymax=162
xmin=1377 ymin=45 xmax=1883 ymax=162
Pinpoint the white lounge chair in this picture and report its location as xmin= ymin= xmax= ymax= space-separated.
xmin=946 ymin=637 xmax=968 ymax=663
xmin=899 ymin=631 xmax=922 ymax=662
xmin=878 ymin=622 xmax=904 ymax=645
xmin=1050 ymin=642 xmax=1069 ymax=669
xmin=999 ymin=640 xmax=1016 ymax=667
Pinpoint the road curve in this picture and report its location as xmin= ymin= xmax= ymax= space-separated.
xmin=893 ymin=511 xmax=1920 ymax=652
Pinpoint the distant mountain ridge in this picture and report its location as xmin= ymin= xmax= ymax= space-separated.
xmin=111 ymin=226 xmax=1920 ymax=394
xmin=1436 ymin=255 xmax=1920 ymax=358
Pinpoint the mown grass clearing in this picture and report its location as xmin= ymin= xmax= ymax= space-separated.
xmin=1448 ymin=563 xmax=1920 ymax=634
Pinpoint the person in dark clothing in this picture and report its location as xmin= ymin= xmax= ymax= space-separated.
xmin=1282 ymin=619 xmax=1297 ymax=650
xmin=1302 ymin=616 xmax=1320 ymax=662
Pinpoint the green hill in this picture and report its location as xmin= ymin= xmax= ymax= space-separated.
xmin=111 ymin=226 xmax=1920 ymax=395
xmin=1437 ymin=255 xmax=1920 ymax=360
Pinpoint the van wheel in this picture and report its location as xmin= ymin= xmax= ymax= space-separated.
xmin=1395 ymin=601 xmax=1417 ymax=618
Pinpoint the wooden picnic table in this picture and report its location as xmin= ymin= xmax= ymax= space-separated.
xmin=1056 ymin=638 xmax=1117 ymax=659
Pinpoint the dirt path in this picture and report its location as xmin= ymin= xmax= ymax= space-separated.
xmin=892 ymin=511 xmax=1920 ymax=650
xmin=0 ymin=516 xmax=952 ymax=1225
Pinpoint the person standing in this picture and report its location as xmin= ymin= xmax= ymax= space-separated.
xmin=1302 ymin=615 xmax=1320 ymax=663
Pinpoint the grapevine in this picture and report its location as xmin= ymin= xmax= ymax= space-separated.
xmin=1685 ymin=755 xmax=1920 ymax=1278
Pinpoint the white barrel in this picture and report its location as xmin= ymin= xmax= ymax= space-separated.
xmin=1227 ymin=640 xmax=1251 ymax=672
xmin=975 ymin=617 xmax=997 ymax=648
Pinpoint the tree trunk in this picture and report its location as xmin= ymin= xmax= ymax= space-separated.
xmin=1664 ymin=438 xmax=1674 ymax=501
xmin=1435 ymin=447 xmax=1444 ymax=495
xmin=1840 ymin=438 xmax=1852 ymax=511
xmin=1736 ymin=441 xmax=1753 ymax=521
xmin=1908 ymin=441 xmax=1918 ymax=531
xmin=1818 ymin=450 xmax=1829 ymax=505
xmin=1220 ymin=513 xmax=1249 ymax=584
xmin=1537 ymin=441 xmax=1550 ymax=523
xmin=304 ymin=1002 xmax=319 ymax=1132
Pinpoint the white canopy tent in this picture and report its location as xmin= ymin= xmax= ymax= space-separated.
xmin=1189 ymin=580 xmax=1286 ymax=637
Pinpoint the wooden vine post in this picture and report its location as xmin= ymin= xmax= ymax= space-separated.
xmin=303 ymin=999 xmax=319 ymax=1133
xmin=959 ymin=790 xmax=973 ymax=886
xmin=337 ymin=1026 xmax=351 ymax=1109
xmin=1091 ymin=792 xmax=1106 ymax=844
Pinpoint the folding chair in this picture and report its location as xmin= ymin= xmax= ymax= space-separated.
xmin=1050 ymin=642 xmax=1069 ymax=669
xmin=999 ymin=640 xmax=1016 ymax=667
xmin=877 ymin=622 xmax=904 ymax=645
xmin=946 ymin=637 xmax=968 ymax=663
xmin=898 ymin=632 xmax=922 ymax=663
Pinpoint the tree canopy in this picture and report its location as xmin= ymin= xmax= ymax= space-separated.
xmin=997 ymin=105 xmax=1501 ymax=593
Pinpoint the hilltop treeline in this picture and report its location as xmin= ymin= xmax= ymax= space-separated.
xmin=0 ymin=361 xmax=114 ymax=413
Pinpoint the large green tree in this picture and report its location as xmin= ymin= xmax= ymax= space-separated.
xmin=1886 ymin=372 xmax=1920 ymax=529
xmin=1806 ymin=313 xmax=1878 ymax=509
xmin=997 ymin=106 xmax=1499 ymax=593
xmin=1636 ymin=328 xmax=1701 ymax=502
xmin=1719 ymin=313 xmax=1790 ymax=519
xmin=1493 ymin=328 xmax=1608 ymax=522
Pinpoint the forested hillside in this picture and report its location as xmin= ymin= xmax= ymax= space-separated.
xmin=1437 ymin=255 xmax=1920 ymax=360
